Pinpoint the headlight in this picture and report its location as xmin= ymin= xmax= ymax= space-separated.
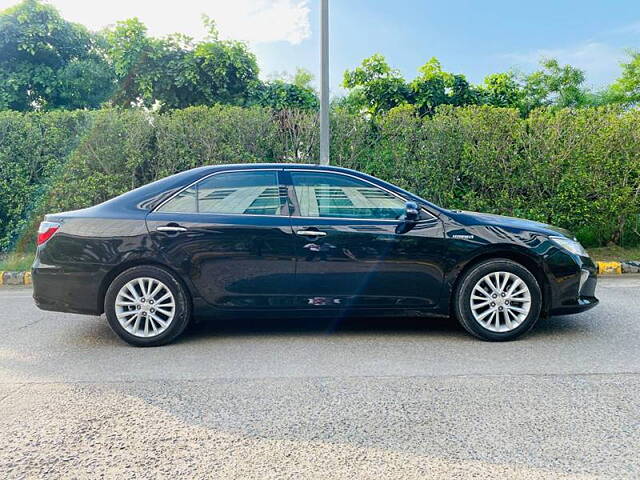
xmin=550 ymin=236 xmax=589 ymax=257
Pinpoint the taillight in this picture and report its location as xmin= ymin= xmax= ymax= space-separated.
xmin=37 ymin=221 xmax=60 ymax=246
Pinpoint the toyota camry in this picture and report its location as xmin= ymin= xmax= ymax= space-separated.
xmin=32 ymin=164 xmax=598 ymax=346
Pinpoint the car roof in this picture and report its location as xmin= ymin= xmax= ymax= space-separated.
xmin=202 ymin=163 xmax=361 ymax=173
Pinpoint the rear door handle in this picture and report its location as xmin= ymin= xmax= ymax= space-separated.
xmin=296 ymin=230 xmax=327 ymax=237
xmin=157 ymin=225 xmax=188 ymax=233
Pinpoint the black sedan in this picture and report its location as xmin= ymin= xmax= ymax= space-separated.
xmin=32 ymin=164 xmax=598 ymax=346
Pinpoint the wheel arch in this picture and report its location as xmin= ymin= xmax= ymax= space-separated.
xmin=448 ymin=248 xmax=552 ymax=318
xmin=97 ymin=259 xmax=194 ymax=315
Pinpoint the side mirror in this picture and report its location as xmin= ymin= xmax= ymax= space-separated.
xmin=404 ymin=201 xmax=419 ymax=222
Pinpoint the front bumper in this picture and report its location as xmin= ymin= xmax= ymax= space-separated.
xmin=550 ymin=295 xmax=599 ymax=315
xmin=549 ymin=256 xmax=599 ymax=316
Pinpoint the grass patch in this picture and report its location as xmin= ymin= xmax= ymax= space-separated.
xmin=0 ymin=253 xmax=34 ymax=271
xmin=587 ymin=246 xmax=640 ymax=262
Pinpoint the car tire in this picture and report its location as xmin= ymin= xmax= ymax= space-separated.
xmin=454 ymin=259 xmax=542 ymax=341
xmin=105 ymin=265 xmax=191 ymax=347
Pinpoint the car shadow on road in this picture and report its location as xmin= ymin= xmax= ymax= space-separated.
xmin=180 ymin=314 xmax=466 ymax=342
xmin=172 ymin=311 xmax=597 ymax=345
xmin=64 ymin=310 xmax=597 ymax=348
xmin=530 ymin=313 xmax=597 ymax=337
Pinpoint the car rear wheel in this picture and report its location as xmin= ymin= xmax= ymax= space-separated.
xmin=105 ymin=265 xmax=191 ymax=347
xmin=454 ymin=259 xmax=542 ymax=341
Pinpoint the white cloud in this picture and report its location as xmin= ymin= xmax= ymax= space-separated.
xmin=212 ymin=0 xmax=311 ymax=45
xmin=611 ymin=21 xmax=640 ymax=35
xmin=503 ymin=42 xmax=626 ymax=87
xmin=0 ymin=0 xmax=311 ymax=44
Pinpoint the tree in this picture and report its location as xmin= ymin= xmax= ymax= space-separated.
xmin=608 ymin=50 xmax=640 ymax=105
xmin=448 ymin=74 xmax=482 ymax=107
xmin=105 ymin=17 xmax=260 ymax=109
xmin=409 ymin=58 xmax=481 ymax=115
xmin=103 ymin=18 xmax=155 ymax=107
xmin=342 ymin=54 xmax=411 ymax=115
xmin=408 ymin=58 xmax=448 ymax=115
xmin=190 ymin=35 xmax=260 ymax=107
xmin=292 ymin=68 xmax=314 ymax=90
xmin=481 ymin=72 xmax=525 ymax=110
xmin=410 ymin=57 xmax=480 ymax=115
xmin=332 ymin=88 xmax=369 ymax=115
xmin=253 ymin=67 xmax=317 ymax=110
xmin=341 ymin=56 xmax=483 ymax=117
xmin=0 ymin=0 xmax=114 ymax=111
xmin=251 ymin=80 xmax=318 ymax=111
xmin=522 ymin=59 xmax=588 ymax=113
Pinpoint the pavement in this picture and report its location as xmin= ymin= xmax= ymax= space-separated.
xmin=0 ymin=276 xmax=638 ymax=479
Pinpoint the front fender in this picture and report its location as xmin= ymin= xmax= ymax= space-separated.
xmin=437 ymin=224 xmax=559 ymax=316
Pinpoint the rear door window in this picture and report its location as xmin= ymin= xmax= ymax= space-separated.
xmin=158 ymin=170 xmax=284 ymax=215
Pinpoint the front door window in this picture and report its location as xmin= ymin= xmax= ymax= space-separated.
xmin=290 ymin=172 xmax=406 ymax=220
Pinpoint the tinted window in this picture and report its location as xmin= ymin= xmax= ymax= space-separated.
xmin=290 ymin=172 xmax=405 ymax=219
xmin=158 ymin=186 xmax=197 ymax=213
xmin=158 ymin=171 xmax=282 ymax=215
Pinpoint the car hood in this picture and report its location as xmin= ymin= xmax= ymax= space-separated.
xmin=450 ymin=210 xmax=574 ymax=238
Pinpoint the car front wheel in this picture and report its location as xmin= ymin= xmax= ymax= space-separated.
xmin=454 ymin=259 xmax=542 ymax=341
xmin=105 ymin=265 xmax=191 ymax=347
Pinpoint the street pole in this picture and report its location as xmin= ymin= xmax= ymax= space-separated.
xmin=319 ymin=0 xmax=330 ymax=165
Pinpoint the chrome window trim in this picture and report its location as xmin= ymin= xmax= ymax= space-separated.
xmin=152 ymin=168 xmax=283 ymax=215
xmin=152 ymin=166 xmax=437 ymax=222
xmin=286 ymin=168 xmax=437 ymax=221
xmin=152 ymin=211 xmax=287 ymax=219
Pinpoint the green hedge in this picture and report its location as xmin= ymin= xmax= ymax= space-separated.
xmin=0 ymin=110 xmax=91 ymax=252
xmin=1 ymin=105 xmax=639 ymax=254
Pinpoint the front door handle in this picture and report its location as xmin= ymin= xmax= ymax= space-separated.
xmin=296 ymin=229 xmax=327 ymax=237
xmin=157 ymin=225 xmax=188 ymax=233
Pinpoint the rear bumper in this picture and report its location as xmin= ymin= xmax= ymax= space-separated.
xmin=32 ymin=263 xmax=103 ymax=315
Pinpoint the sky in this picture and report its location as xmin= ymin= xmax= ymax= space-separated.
xmin=2 ymin=0 xmax=640 ymax=94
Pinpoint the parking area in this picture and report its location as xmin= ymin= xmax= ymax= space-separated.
xmin=0 ymin=275 xmax=638 ymax=479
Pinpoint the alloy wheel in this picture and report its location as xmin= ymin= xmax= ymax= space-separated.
xmin=469 ymin=271 xmax=531 ymax=332
xmin=115 ymin=277 xmax=176 ymax=338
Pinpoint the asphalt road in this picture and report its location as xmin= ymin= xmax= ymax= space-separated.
xmin=0 ymin=276 xmax=638 ymax=479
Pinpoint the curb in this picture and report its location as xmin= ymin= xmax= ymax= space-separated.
xmin=0 ymin=271 xmax=32 ymax=286
xmin=596 ymin=261 xmax=640 ymax=275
